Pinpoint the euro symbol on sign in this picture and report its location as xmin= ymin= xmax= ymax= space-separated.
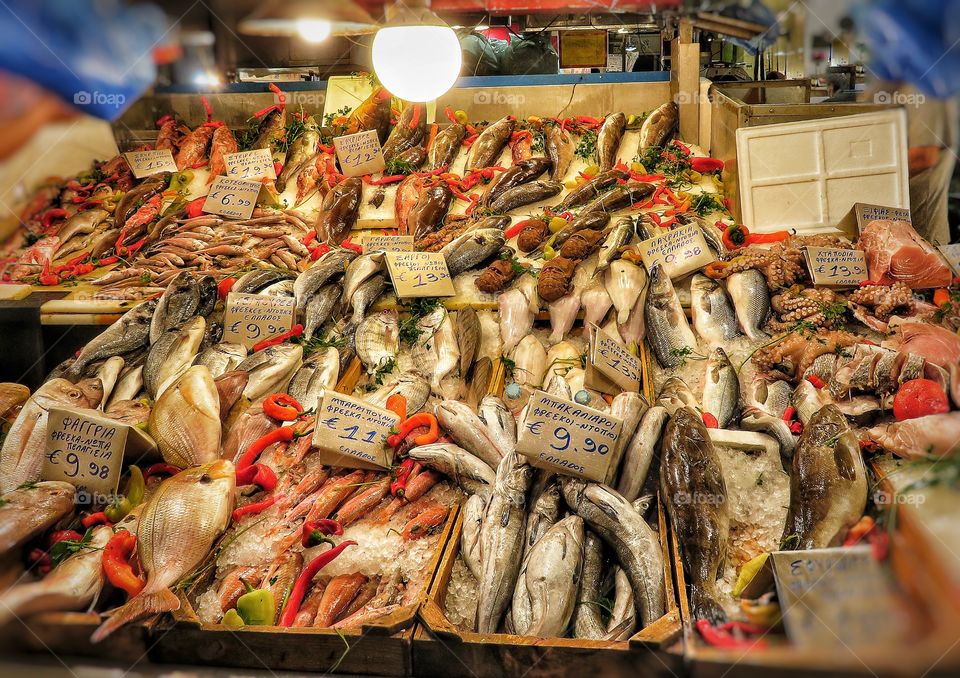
xmin=526 ymin=421 xmax=543 ymax=435
xmin=321 ymin=416 xmax=340 ymax=428
xmin=46 ymin=450 xmax=59 ymax=464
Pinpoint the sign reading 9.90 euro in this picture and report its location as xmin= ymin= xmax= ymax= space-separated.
xmin=516 ymin=391 xmax=623 ymax=482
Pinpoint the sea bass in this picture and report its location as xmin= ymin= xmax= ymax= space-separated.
xmin=645 ymin=264 xmax=698 ymax=368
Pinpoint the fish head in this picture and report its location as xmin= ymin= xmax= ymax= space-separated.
xmin=175 ymin=459 xmax=237 ymax=495
xmin=104 ymin=399 xmax=152 ymax=426
xmin=75 ymin=377 xmax=105 ymax=407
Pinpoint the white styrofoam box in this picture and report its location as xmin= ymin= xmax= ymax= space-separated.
xmin=735 ymin=109 xmax=909 ymax=234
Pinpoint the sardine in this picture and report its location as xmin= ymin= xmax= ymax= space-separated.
xmin=726 ymin=269 xmax=770 ymax=341
xmin=436 ymin=400 xmax=508 ymax=468
xmin=645 ymin=264 xmax=699 ymax=368
xmin=556 ymin=169 xmax=629 ymax=211
xmin=638 ymin=102 xmax=679 ymax=150
xmin=597 ymin=112 xmax=626 ymax=171
xmin=236 ymin=344 xmax=303 ymax=400
xmin=304 ymin=282 xmax=342 ymax=339
xmin=545 ymin=124 xmax=574 ymax=180
xmin=0 ymin=481 xmax=76 ymax=555
xmin=490 ymin=179 xmax=563 ymax=214
xmin=441 ymin=229 xmax=505 ymax=277
xmin=356 ymin=310 xmax=398 ymax=374
xmin=690 ymin=274 xmax=740 ymax=347
xmin=467 ymin=116 xmax=515 ymax=171
xmin=407 ymin=443 xmax=496 ymax=495
xmin=65 ymin=300 xmax=155 ymax=381
xmin=316 ymin=177 xmax=362 ymax=245
xmin=702 ymin=348 xmax=740 ymax=429
xmin=91 ymin=460 xmax=235 ymax=641
xmin=429 ymin=123 xmax=466 ymax=170
xmin=144 ymin=316 xmax=206 ymax=399
xmin=660 ymin=407 xmax=728 ymax=624
xmin=616 ymin=406 xmax=670 ymax=501
xmin=149 ymin=365 xmax=221 ymax=468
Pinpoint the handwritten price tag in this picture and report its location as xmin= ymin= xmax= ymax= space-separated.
xmin=124 ymin=149 xmax=177 ymax=178
xmin=803 ymin=247 xmax=868 ymax=287
xmin=584 ymin=324 xmax=641 ymax=394
xmin=516 ymin=390 xmax=623 ymax=482
xmin=202 ymin=176 xmax=261 ymax=220
xmin=42 ymin=408 xmax=126 ymax=496
xmin=334 ymin=129 xmax=385 ymax=178
xmin=312 ymin=392 xmax=400 ymax=470
xmin=364 ymin=234 xmax=414 ymax=253
xmin=638 ymin=222 xmax=715 ymax=279
xmin=385 ymin=251 xmax=456 ymax=298
xmin=222 ymin=292 xmax=295 ymax=348
xmin=224 ymin=148 xmax=277 ymax=180
xmin=853 ymin=202 xmax=911 ymax=233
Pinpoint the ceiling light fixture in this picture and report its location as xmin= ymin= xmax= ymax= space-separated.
xmin=238 ymin=0 xmax=377 ymax=38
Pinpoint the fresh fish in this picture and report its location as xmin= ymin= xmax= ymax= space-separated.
xmin=276 ymin=117 xmax=319 ymax=192
xmin=304 ymin=282 xmax=342 ymax=339
xmin=606 ymin=566 xmax=637 ymax=640
xmin=236 ymin=344 xmax=303 ymax=400
xmin=597 ymin=112 xmax=626 ymax=171
xmin=545 ymin=124 xmax=574 ymax=180
xmin=208 ymin=124 xmax=239 ymax=182
xmin=581 ymin=278 xmax=614 ymax=334
xmin=745 ymin=377 xmax=792 ymax=419
xmin=461 ymin=493 xmax=487 ymax=578
xmin=483 ymin=157 xmax=552 ymax=207
xmin=616 ymin=406 xmax=670 ymax=501
xmin=108 ymin=365 xmax=143 ymax=407
xmin=605 ymin=260 xmax=645 ymax=325
xmin=740 ymin=408 xmax=797 ymax=458
xmin=702 ymin=348 xmax=740 ymax=428
xmin=441 ymin=229 xmax=506 ymax=277
xmin=316 ymin=177 xmax=362 ymax=245
xmin=645 ymin=264 xmax=699 ymax=368
xmin=468 ymin=357 xmax=493 ymax=408
xmin=144 ymin=316 xmax=206 ymax=399
xmin=429 ymin=123 xmax=466 ymax=170
xmin=213 ymin=371 xmax=248 ymax=421
xmin=478 ymin=395 xmax=517 ymax=455
xmin=455 ymin=308 xmax=480 ymax=379
xmin=0 ymin=379 xmax=102 ymax=492
xmin=342 ymin=252 xmax=385 ymax=306
xmin=498 ymin=288 xmax=534 ymax=353
xmin=315 ymin=573 xmax=369 ymax=627
xmin=573 ymin=531 xmax=606 ymax=639
xmin=251 ymin=107 xmax=286 ymax=160
xmin=65 ymin=301 xmax=155 ymax=381
xmin=548 ymin=259 xmax=595 ymax=344
xmin=596 ymin=217 xmax=634 ymax=272
xmin=233 ymin=269 xmax=295 ymax=295
xmin=580 ymin=183 xmax=655 ymax=215
xmin=783 ymin=405 xmax=867 ymax=549
xmin=467 ymin=116 xmax=515 ymax=171
xmin=490 ymin=179 xmax=563 ymax=214
xmin=382 ymin=103 xmax=426 ymax=163
xmin=430 ymin=311 xmax=460 ymax=391
xmin=356 ymin=310 xmax=398 ymax=374
xmin=638 ymin=102 xmax=679 ymax=150
xmin=726 ymin=269 xmax=770 ymax=341
xmin=94 ymin=356 xmax=125 ymax=409
xmin=222 ymin=396 xmax=277 ymax=464
xmin=543 ymin=373 xmax=572 ymax=400
xmin=365 ymin=372 xmax=430 ymax=415
xmin=511 ymin=334 xmax=548 ymax=389
xmin=436 ymin=400 xmax=508 ymax=468
xmin=512 ymin=515 xmax=584 ymax=637
xmin=659 ymin=376 xmax=700 ymax=414
xmin=607 ymin=392 xmax=649 ymax=484
xmin=91 ymin=460 xmax=235 ymax=642
xmin=690 ymin=274 xmax=740 ymax=347
xmin=410 ymin=183 xmax=453 ymax=241
xmin=660 ymin=407 xmax=729 ymax=624
xmin=561 ymin=478 xmax=666 ymax=627
xmin=522 ymin=477 xmax=561 ymax=559
xmin=0 ymin=481 xmax=75 ymax=555
xmin=294 ymin=248 xmax=356 ymax=315
xmin=476 ymin=453 xmax=533 ymax=633
xmin=407 ymin=443 xmax=496 ymax=495
xmin=287 ymin=347 xmax=340 ymax=412
xmin=260 ymin=279 xmax=295 ymax=297
xmin=556 ymin=169 xmax=629 ymax=211
xmin=149 ymin=272 xmax=209 ymax=344
xmin=149 ymin=365 xmax=221 ymax=468
xmin=174 ymin=126 xmax=214 ymax=170
xmin=618 ymin=281 xmax=650 ymax=348
xmin=349 ymin=275 xmax=386 ymax=325
xmin=793 ymin=380 xmax=832 ymax=426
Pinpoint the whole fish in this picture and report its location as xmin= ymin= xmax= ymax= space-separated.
xmin=596 ymin=217 xmax=634 ymax=272
xmin=605 ymin=260 xmax=645 ymax=325
xmin=659 ymin=376 xmax=701 ymax=414
xmin=467 ymin=116 xmax=515 ymax=170
xmin=108 ymin=364 xmax=143 ymax=407
xmin=175 ymin=125 xmax=214 ymax=170
xmin=467 ymin=357 xmax=493 ymax=409
xmin=616 ymin=406 xmax=670 ymax=501
xmin=429 ymin=123 xmax=466 ymax=170
xmin=276 ymin=117 xmax=319 ymax=192
xmin=548 ymin=259 xmax=595 ymax=343
xmin=222 ymin=396 xmax=276 ymax=464
xmin=490 ymin=180 xmax=563 ymax=214
xmin=208 ymin=125 xmax=239 ymax=182
xmin=65 ymin=300 xmax=155 ymax=381
xmin=726 ymin=269 xmax=770 ymax=341
xmin=580 ymin=279 xmax=613 ymax=334
xmin=234 ymin=269 xmax=295 ymax=295
xmin=511 ymin=334 xmax=547 ymax=389
xmin=365 ymin=372 xmax=430 ymax=415
xmin=213 ymin=371 xmax=248 ymax=421
xmin=287 ymin=347 xmax=340 ymax=412
xmin=436 ymin=401 xmax=508 ymax=468
xmin=347 ymin=274 xmax=386 ymax=325
xmin=511 ymin=515 xmax=584 ymax=637
xmin=483 ymin=157 xmax=552 ymax=207
xmin=0 ymin=481 xmax=75 ymax=555
xmin=382 ymin=103 xmax=426 ymax=163
xmin=356 ymin=310 xmax=399 ymax=374
xmin=0 ymin=383 xmax=29 ymax=421
xmin=441 ymin=229 xmax=505 ymax=277
xmin=150 ymin=272 xmax=205 ymax=343
xmin=573 ymin=531 xmax=605 ymax=639
xmin=690 ymin=274 xmax=740 ymax=347
xmin=606 ymin=566 xmax=637 ymax=640
xmin=251 ymin=107 xmax=287 ymax=161
xmin=745 ymin=377 xmax=792 ymax=419
xmin=407 ymin=443 xmax=496 ymax=495
xmin=316 ymin=177 xmax=362 ymax=245
xmin=560 ymin=478 xmax=666 ymax=627
xmin=455 ymin=308 xmax=480 ymax=379
xmin=235 ymin=344 xmax=303 ymax=400
xmin=149 ymin=365 xmax=221 ymax=468
xmin=645 ymin=264 xmax=699 ymax=368
xmin=304 ymin=282 xmax=342 ymax=339
xmin=660 ymin=407 xmax=729 ymax=624
xmin=394 ymin=175 xmax=423 ymax=235
xmin=545 ymin=124 xmax=574 ymax=180
xmin=740 ymin=407 xmax=797 ymax=458
xmin=194 ymin=343 xmax=247 ymax=379
xmin=580 ymin=182 xmax=655 ymax=215
xmin=461 ymin=493 xmax=487 ymax=578
xmin=783 ymin=405 xmax=867 ymax=550
xmin=498 ymin=288 xmax=534 ymax=353
xmin=702 ymin=348 xmax=740 ymax=428
xmin=534 ymin=211 xmax=610 ymax=256
xmin=607 ymin=392 xmax=649 ymax=484
xmin=410 ymin=183 xmax=453 ymax=241
xmin=91 ymin=460 xmax=235 ymax=642
xmin=0 ymin=379 xmax=102 ymax=492
xmin=426 ymin=311 xmax=460 ymax=391
xmin=94 ymin=356 xmax=125 ymax=409
xmin=522 ymin=477 xmax=561 ymax=558
xmin=115 ymin=175 xmax=167 ymax=232
xmin=144 ymin=316 xmax=206 ymax=399
xmin=345 ymin=86 xmax=392 ymax=142
xmin=478 ymin=395 xmax=516 ymax=456
xmin=294 ymin=248 xmax=356 ymax=315
xmin=638 ymin=102 xmax=679 ymax=150
xmin=597 ymin=112 xmax=627 ymax=171
xmin=555 ymin=169 xmax=629 ymax=211
xmin=342 ymin=252 xmax=385 ymax=305
xmin=476 ymin=453 xmax=533 ymax=633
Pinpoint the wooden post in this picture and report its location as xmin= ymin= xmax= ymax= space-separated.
xmin=670 ymin=19 xmax=701 ymax=145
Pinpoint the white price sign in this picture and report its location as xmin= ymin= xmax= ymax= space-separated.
xmin=333 ymin=129 xmax=386 ymax=178
xmin=385 ymin=251 xmax=456 ymax=298
xmin=202 ymin=176 xmax=261 ymax=220
xmin=222 ymin=292 xmax=295 ymax=348
xmin=224 ymin=149 xmax=277 ymax=180
xmin=638 ymin=222 xmax=715 ymax=279
xmin=124 ymin=149 xmax=178 ymax=178
xmin=312 ymin=392 xmax=400 ymax=470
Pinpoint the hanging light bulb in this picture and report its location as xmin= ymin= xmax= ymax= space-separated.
xmin=372 ymin=0 xmax=462 ymax=102
xmin=239 ymin=0 xmax=377 ymax=39
xmin=297 ymin=19 xmax=332 ymax=43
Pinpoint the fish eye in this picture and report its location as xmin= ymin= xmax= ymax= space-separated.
xmin=69 ymin=390 xmax=81 ymax=398
xmin=199 ymin=473 xmax=211 ymax=483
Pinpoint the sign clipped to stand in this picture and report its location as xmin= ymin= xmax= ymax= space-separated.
xmin=222 ymin=292 xmax=295 ymax=348
xmin=124 ymin=149 xmax=177 ymax=178
xmin=334 ymin=129 xmax=386 ymax=178
xmin=312 ymin=392 xmax=399 ymax=470
xmin=224 ymin=148 xmax=277 ymax=180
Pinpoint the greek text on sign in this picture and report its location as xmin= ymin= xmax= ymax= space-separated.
xmin=516 ymin=390 xmax=623 ymax=483
xmin=224 ymin=149 xmax=277 ymax=180
xmin=223 ymin=292 xmax=295 ymax=348
xmin=586 ymin=324 xmax=641 ymax=393
xmin=854 ymin=202 xmax=911 ymax=233
xmin=42 ymin=407 xmax=126 ymax=496
xmin=938 ymin=244 xmax=960 ymax=275
xmin=364 ymin=234 xmax=414 ymax=253
xmin=333 ymin=129 xmax=385 ymax=178
xmin=203 ymin=176 xmax=261 ymax=220
xmin=803 ymin=247 xmax=867 ymax=287
xmin=124 ymin=150 xmax=177 ymax=178
xmin=638 ymin=222 xmax=715 ymax=279
xmin=313 ymin=392 xmax=399 ymax=470
xmin=385 ymin=251 xmax=456 ymax=298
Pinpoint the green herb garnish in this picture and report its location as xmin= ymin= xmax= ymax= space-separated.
xmin=49 ymin=528 xmax=98 ymax=567
xmin=574 ymin=130 xmax=598 ymax=162
xmin=691 ymin=192 xmax=724 ymax=216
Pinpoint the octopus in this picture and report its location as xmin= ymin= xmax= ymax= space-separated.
xmin=768 ymin=286 xmax=844 ymax=332
xmin=752 ymin=329 xmax=860 ymax=381
xmin=707 ymin=234 xmax=852 ymax=290
xmin=537 ymin=256 xmax=577 ymax=302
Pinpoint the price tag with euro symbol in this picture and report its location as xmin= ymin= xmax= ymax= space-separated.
xmin=385 ymin=251 xmax=456 ymax=298
xmin=803 ymin=247 xmax=868 ymax=287
xmin=222 ymin=292 xmax=295 ymax=348
xmin=202 ymin=176 xmax=261 ymax=220
xmin=312 ymin=392 xmax=399 ymax=470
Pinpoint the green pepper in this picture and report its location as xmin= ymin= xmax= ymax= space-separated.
xmin=222 ymin=608 xmax=245 ymax=627
xmin=104 ymin=466 xmax=145 ymax=522
xmin=235 ymin=578 xmax=275 ymax=625
xmin=168 ymin=170 xmax=194 ymax=192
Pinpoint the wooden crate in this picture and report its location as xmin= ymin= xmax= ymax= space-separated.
xmin=0 ymin=611 xmax=149 ymax=664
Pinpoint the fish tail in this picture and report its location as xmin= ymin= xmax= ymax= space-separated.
xmin=90 ymin=588 xmax=179 ymax=643
xmin=690 ymin=586 xmax=727 ymax=626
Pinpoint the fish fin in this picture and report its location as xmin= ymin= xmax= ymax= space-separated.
xmin=90 ymin=588 xmax=179 ymax=643
xmin=690 ymin=588 xmax=726 ymax=625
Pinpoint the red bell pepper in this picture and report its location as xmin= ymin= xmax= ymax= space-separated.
xmin=263 ymin=393 xmax=303 ymax=421
xmin=81 ymin=512 xmax=112 ymax=528
xmin=278 ymin=540 xmax=357 ymax=626
xmin=143 ymin=463 xmax=181 ymax=480
xmin=340 ymin=238 xmax=363 ymax=254
xmin=702 ymin=412 xmax=719 ymax=429
xmin=48 ymin=529 xmax=84 ymax=546
xmin=102 ymin=530 xmax=145 ymax=598
xmin=185 ymin=197 xmax=206 ymax=219
xmin=217 ymin=277 xmax=236 ymax=299
xmin=690 ymin=157 xmax=724 ymax=173
xmin=310 ymin=244 xmax=331 ymax=260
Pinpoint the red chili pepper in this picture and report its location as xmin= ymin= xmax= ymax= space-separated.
xmin=385 ymin=393 xmax=407 ymax=423
xmin=443 ymin=106 xmax=459 ymax=124
xmin=690 ymin=157 xmax=724 ymax=173
xmin=232 ymin=496 xmax=277 ymax=522
xmin=235 ymin=463 xmax=278 ymax=491
xmin=217 ymin=277 xmax=236 ymax=299
xmin=185 ymin=196 xmax=206 ymax=219
xmin=279 ymin=540 xmax=357 ymax=626
xmin=317 ymin=143 xmax=335 ymax=155
xmin=462 ymin=133 xmax=479 ymax=148
xmin=268 ymin=83 xmax=285 ymax=108
xmin=390 ymin=458 xmax=417 ymax=498
xmin=301 ymin=519 xmax=344 ymax=548
xmin=408 ymin=103 xmax=422 ymax=129
xmin=782 ymin=406 xmax=796 ymax=422
xmin=237 ymin=426 xmax=296 ymax=471
xmin=696 ymin=619 xmax=767 ymax=649
xmin=251 ymin=324 xmax=304 ymax=352
xmin=273 ymin=161 xmax=283 ymax=177
xmin=660 ymin=217 xmax=677 ymax=228
xmin=789 ymin=421 xmax=803 ymax=435
xmin=702 ymin=412 xmax=719 ymax=428
xmin=340 ymin=238 xmax=363 ymax=254
xmin=806 ymin=374 xmax=826 ymax=389
xmin=156 ymin=114 xmax=173 ymax=127
xmin=263 ymin=393 xmax=303 ymax=421
xmin=387 ymin=412 xmax=440 ymax=448
xmin=301 ymin=229 xmax=317 ymax=247
xmin=575 ymin=115 xmax=603 ymax=125
xmin=362 ymin=174 xmax=406 ymax=185
xmin=504 ymin=219 xmax=532 ymax=240
xmin=200 ymin=96 xmax=214 ymax=122
xmin=81 ymin=512 xmax=112 ymax=528
xmin=647 ymin=211 xmax=662 ymax=226
xmin=745 ymin=230 xmax=791 ymax=245
xmin=48 ymin=529 xmax=84 ymax=546
xmin=630 ymin=173 xmax=666 ymax=182
xmin=102 ymin=530 xmax=145 ymax=598
xmin=672 ymin=140 xmax=692 ymax=155
xmin=717 ymin=621 xmax=769 ymax=636
xmin=41 ymin=208 xmax=69 ymax=231
xmin=143 ymin=463 xmax=181 ymax=480
xmin=414 ymin=165 xmax=449 ymax=178
xmin=97 ymin=255 xmax=119 ymax=266
xmin=310 ymin=244 xmax=331 ymax=260
xmin=722 ymin=224 xmax=749 ymax=250
xmin=934 ymin=288 xmax=951 ymax=307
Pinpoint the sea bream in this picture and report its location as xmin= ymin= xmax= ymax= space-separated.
xmin=726 ymin=269 xmax=770 ymax=341
xmin=0 ymin=481 xmax=76 ymax=555
xmin=65 ymin=300 xmax=155 ymax=381
xmin=690 ymin=274 xmax=740 ymax=347
xmin=702 ymin=348 xmax=740 ymax=429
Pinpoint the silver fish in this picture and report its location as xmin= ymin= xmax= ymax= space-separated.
xmin=690 ymin=274 xmax=740 ymax=347
xmin=455 ymin=308 xmax=481 ymax=379
xmin=616 ymin=406 xmax=670 ymax=502
xmin=236 ymin=344 xmax=303 ymax=400
xmin=286 ymin=347 xmax=340 ymax=412
xmin=726 ymin=269 xmax=770 ymax=341
xmin=522 ymin=477 xmax=561 ymax=558
xmin=144 ymin=316 xmax=206 ymax=399
xmin=478 ymin=395 xmax=516 ymax=456
xmin=740 ymin=407 xmax=797 ymax=458
xmin=0 ymin=481 xmax=76 ymax=553
xmin=407 ymin=442 xmax=496 ymax=495
xmin=260 ymin=278 xmax=295 ymax=298
xmin=294 ymin=249 xmax=356 ymax=315
xmin=149 ymin=272 xmax=204 ymax=344
xmin=365 ymin=372 xmax=430 ymax=415
xmin=276 ymin=117 xmax=319 ymax=192
xmin=109 ymin=365 xmax=143 ymax=407
xmin=645 ymin=264 xmax=698 ymax=368
xmin=194 ymin=342 xmax=247 ymax=379
xmin=233 ymin=269 xmax=295 ymax=295
xmin=638 ymin=102 xmax=679 ymax=150
xmin=65 ymin=300 xmax=155 ymax=381
xmin=436 ymin=401 xmax=507 ymax=468
xmin=304 ymin=282 xmax=342 ymax=340
xmin=342 ymin=252 xmax=385 ymax=306
xmin=607 ymin=391 xmax=649 ymax=485
xmin=597 ymin=112 xmax=626 ymax=171
xmin=356 ymin=310 xmax=398 ymax=375
xmin=148 ymin=365 xmax=221 ymax=468
xmin=793 ymin=379 xmax=833 ymax=426
xmin=573 ymin=531 xmax=606 ymax=639
xmin=461 ymin=493 xmax=487 ymax=579
xmin=658 ymin=376 xmax=700 ymax=414
xmin=606 ymin=566 xmax=637 ymax=640
xmin=94 ymin=356 xmax=125 ymax=410
xmin=745 ymin=377 xmax=792 ymax=419
xmin=702 ymin=347 xmax=740 ymax=429
xmin=441 ymin=229 xmax=506 ymax=277
xmin=597 ymin=217 xmax=634 ymax=272
xmin=349 ymin=274 xmax=386 ymax=325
